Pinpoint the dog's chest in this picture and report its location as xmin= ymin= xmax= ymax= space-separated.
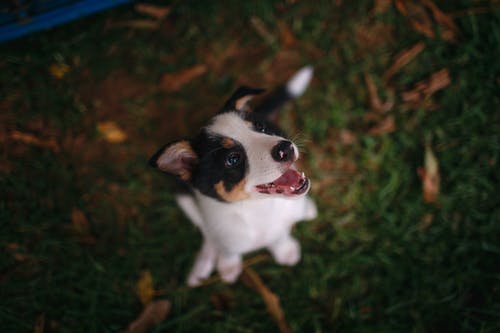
xmin=196 ymin=194 xmax=307 ymax=253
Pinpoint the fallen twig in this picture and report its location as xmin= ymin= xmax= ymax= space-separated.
xmin=383 ymin=41 xmax=426 ymax=82
xmin=240 ymin=267 xmax=293 ymax=333
xmin=9 ymin=130 xmax=60 ymax=152
xmin=123 ymin=300 xmax=171 ymax=333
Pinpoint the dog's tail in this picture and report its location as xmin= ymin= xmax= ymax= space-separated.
xmin=253 ymin=65 xmax=313 ymax=115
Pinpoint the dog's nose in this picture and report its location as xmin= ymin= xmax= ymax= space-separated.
xmin=271 ymin=140 xmax=295 ymax=162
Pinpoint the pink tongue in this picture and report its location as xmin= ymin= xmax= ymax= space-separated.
xmin=256 ymin=169 xmax=308 ymax=196
xmin=274 ymin=169 xmax=302 ymax=186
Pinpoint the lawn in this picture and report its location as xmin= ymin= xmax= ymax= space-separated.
xmin=1 ymin=1 xmax=499 ymax=332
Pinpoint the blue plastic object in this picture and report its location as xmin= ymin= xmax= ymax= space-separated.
xmin=0 ymin=0 xmax=132 ymax=43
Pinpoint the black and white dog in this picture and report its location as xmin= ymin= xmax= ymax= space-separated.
xmin=150 ymin=67 xmax=317 ymax=286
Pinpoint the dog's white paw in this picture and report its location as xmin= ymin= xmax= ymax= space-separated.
xmin=186 ymin=242 xmax=216 ymax=287
xmin=217 ymin=255 xmax=242 ymax=284
xmin=187 ymin=273 xmax=203 ymax=287
xmin=304 ymin=197 xmax=318 ymax=220
xmin=219 ymin=265 xmax=242 ymax=283
xmin=187 ymin=264 xmax=212 ymax=287
xmin=270 ymin=237 xmax=301 ymax=266
xmin=187 ymin=258 xmax=214 ymax=287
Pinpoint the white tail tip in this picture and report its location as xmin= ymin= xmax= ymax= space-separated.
xmin=286 ymin=65 xmax=314 ymax=97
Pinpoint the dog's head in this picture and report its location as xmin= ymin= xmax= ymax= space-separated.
xmin=150 ymin=86 xmax=311 ymax=202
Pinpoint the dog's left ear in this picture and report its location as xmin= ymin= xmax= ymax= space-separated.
xmin=149 ymin=140 xmax=198 ymax=181
xmin=220 ymin=86 xmax=265 ymax=113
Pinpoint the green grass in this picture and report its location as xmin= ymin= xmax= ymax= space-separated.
xmin=1 ymin=1 xmax=499 ymax=332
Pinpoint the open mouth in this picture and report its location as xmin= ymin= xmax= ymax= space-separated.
xmin=255 ymin=169 xmax=310 ymax=196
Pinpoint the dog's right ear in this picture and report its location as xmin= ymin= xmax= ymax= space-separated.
xmin=149 ymin=140 xmax=198 ymax=181
xmin=220 ymin=86 xmax=266 ymax=113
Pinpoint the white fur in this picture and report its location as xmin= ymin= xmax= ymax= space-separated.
xmin=180 ymin=191 xmax=317 ymax=286
xmin=175 ymin=194 xmax=203 ymax=228
xmin=286 ymin=66 xmax=314 ymax=97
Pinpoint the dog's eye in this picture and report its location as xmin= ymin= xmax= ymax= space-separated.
xmin=225 ymin=152 xmax=241 ymax=168
xmin=254 ymin=122 xmax=266 ymax=133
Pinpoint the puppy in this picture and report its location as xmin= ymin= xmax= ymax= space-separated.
xmin=149 ymin=66 xmax=317 ymax=286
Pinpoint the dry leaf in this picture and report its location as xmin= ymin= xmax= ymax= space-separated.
xmin=70 ymin=208 xmax=96 ymax=244
xmin=424 ymin=68 xmax=451 ymax=95
xmin=394 ymin=0 xmax=408 ymax=15
xmin=368 ymin=115 xmax=396 ymax=136
xmin=240 ymin=267 xmax=293 ymax=333
xmin=402 ymin=68 xmax=450 ymax=107
xmin=383 ymin=42 xmax=426 ymax=82
xmin=135 ymin=4 xmax=170 ymax=20
xmin=159 ymin=65 xmax=207 ymax=92
xmin=411 ymin=18 xmax=435 ymax=39
xmin=5 ymin=243 xmax=20 ymax=252
xmin=9 ymin=130 xmax=60 ymax=152
xmin=278 ymin=21 xmax=297 ymax=48
xmin=97 ymin=121 xmax=127 ymax=143
xmin=423 ymin=0 xmax=459 ymax=41
xmin=418 ymin=145 xmax=440 ymax=204
xmin=364 ymin=73 xmax=394 ymax=113
xmin=250 ymin=16 xmax=276 ymax=45
xmin=5 ymin=243 xmax=28 ymax=262
xmin=395 ymin=0 xmax=435 ymax=38
xmin=339 ymin=129 xmax=357 ymax=145
xmin=402 ymin=90 xmax=420 ymax=105
xmin=34 ymin=313 xmax=45 ymax=333
xmin=136 ymin=270 xmax=155 ymax=305
xmin=395 ymin=0 xmax=458 ymax=42
xmin=71 ymin=208 xmax=89 ymax=234
xmin=49 ymin=63 xmax=70 ymax=79
xmin=356 ymin=22 xmax=395 ymax=51
xmin=123 ymin=300 xmax=171 ymax=333
xmin=373 ymin=0 xmax=392 ymax=14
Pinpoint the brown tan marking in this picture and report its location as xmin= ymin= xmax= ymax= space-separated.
xmin=222 ymin=138 xmax=235 ymax=148
xmin=214 ymin=179 xmax=249 ymax=202
xmin=179 ymin=170 xmax=191 ymax=181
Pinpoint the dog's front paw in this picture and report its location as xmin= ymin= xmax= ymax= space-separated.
xmin=187 ymin=242 xmax=217 ymax=287
xmin=187 ymin=262 xmax=213 ymax=287
xmin=217 ymin=255 xmax=242 ymax=284
xmin=304 ymin=197 xmax=318 ymax=220
xmin=270 ymin=237 xmax=301 ymax=266
xmin=187 ymin=260 xmax=213 ymax=287
xmin=187 ymin=273 xmax=204 ymax=287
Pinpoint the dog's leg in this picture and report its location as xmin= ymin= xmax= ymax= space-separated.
xmin=187 ymin=240 xmax=217 ymax=287
xmin=175 ymin=194 xmax=204 ymax=228
xmin=217 ymin=253 xmax=242 ymax=283
xmin=268 ymin=235 xmax=301 ymax=266
xmin=304 ymin=196 xmax=318 ymax=221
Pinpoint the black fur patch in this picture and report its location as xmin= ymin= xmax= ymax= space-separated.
xmin=190 ymin=129 xmax=248 ymax=202
xmin=244 ymin=111 xmax=286 ymax=138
